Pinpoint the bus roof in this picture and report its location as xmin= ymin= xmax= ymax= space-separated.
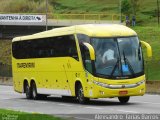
xmin=12 ymin=24 xmax=137 ymax=42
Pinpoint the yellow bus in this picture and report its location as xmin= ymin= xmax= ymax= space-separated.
xmin=12 ymin=24 xmax=152 ymax=104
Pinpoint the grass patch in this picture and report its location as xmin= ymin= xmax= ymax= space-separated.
xmin=0 ymin=109 xmax=62 ymax=120
xmin=145 ymin=60 xmax=160 ymax=80
xmin=53 ymin=0 xmax=119 ymax=14
xmin=0 ymin=0 xmax=53 ymax=13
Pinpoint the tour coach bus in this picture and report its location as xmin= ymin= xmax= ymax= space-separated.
xmin=12 ymin=24 xmax=152 ymax=104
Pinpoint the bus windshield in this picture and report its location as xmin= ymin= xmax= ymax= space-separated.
xmin=91 ymin=36 xmax=144 ymax=79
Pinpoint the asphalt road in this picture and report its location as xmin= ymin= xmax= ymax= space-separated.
xmin=0 ymin=85 xmax=160 ymax=119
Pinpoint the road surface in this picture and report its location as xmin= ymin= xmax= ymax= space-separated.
xmin=0 ymin=85 xmax=160 ymax=119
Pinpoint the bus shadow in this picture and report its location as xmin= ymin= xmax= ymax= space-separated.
xmin=87 ymin=99 xmax=137 ymax=106
xmin=20 ymin=96 xmax=138 ymax=106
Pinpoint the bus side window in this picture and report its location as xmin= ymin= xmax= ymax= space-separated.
xmin=51 ymin=35 xmax=79 ymax=60
xmin=68 ymin=35 xmax=79 ymax=60
xmin=12 ymin=35 xmax=79 ymax=60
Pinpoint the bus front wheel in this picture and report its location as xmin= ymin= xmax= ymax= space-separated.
xmin=118 ymin=96 xmax=130 ymax=103
xmin=77 ymin=84 xmax=89 ymax=104
xmin=25 ymin=82 xmax=32 ymax=99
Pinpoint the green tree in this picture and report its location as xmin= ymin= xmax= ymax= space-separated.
xmin=157 ymin=0 xmax=160 ymax=24
xmin=121 ymin=0 xmax=131 ymax=15
xmin=131 ymin=0 xmax=140 ymax=15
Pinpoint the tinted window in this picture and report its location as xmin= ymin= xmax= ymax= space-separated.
xmin=80 ymin=44 xmax=93 ymax=74
xmin=77 ymin=34 xmax=90 ymax=43
xmin=12 ymin=35 xmax=78 ymax=60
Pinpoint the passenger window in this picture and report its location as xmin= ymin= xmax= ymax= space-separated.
xmin=12 ymin=35 xmax=79 ymax=61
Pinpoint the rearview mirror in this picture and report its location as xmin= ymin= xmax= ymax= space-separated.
xmin=83 ymin=42 xmax=95 ymax=60
xmin=140 ymin=41 xmax=152 ymax=58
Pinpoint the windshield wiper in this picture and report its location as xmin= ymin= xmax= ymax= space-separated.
xmin=123 ymin=51 xmax=135 ymax=77
xmin=138 ymin=43 xmax=142 ymax=61
xmin=110 ymin=57 xmax=121 ymax=78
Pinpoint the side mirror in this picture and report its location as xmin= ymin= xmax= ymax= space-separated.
xmin=83 ymin=42 xmax=95 ymax=60
xmin=140 ymin=41 xmax=152 ymax=58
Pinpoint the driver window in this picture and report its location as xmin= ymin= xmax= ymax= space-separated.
xmin=77 ymin=34 xmax=90 ymax=43
xmin=80 ymin=44 xmax=93 ymax=74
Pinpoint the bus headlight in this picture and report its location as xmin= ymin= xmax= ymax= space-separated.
xmin=136 ymin=80 xmax=145 ymax=85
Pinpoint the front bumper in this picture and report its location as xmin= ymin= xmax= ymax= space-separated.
xmin=89 ymin=81 xmax=145 ymax=98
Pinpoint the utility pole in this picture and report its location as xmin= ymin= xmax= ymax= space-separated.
xmin=46 ymin=0 xmax=48 ymax=30
xmin=119 ymin=0 xmax=122 ymax=23
xmin=157 ymin=0 xmax=160 ymax=25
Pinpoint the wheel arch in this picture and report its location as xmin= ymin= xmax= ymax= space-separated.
xmin=75 ymin=80 xmax=82 ymax=97
xmin=30 ymin=79 xmax=35 ymax=86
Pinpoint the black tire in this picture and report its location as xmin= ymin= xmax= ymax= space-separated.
xmin=25 ymin=82 xmax=32 ymax=99
xmin=77 ymin=84 xmax=89 ymax=104
xmin=31 ymin=82 xmax=38 ymax=100
xmin=118 ymin=96 xmax=130 ymax=103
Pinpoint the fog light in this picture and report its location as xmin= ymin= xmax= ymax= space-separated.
xmin=140 ymin=89 xmax=142 ymax=93
xmin=140 ymin=88 xmax=144 ymax=93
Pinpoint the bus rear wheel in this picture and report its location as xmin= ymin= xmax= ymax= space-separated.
xmin=118 ymin=96 xmax=130 ymax=103
xmin=77 ymin=84 xmax=89 ymax=104
xmin=31 ymin=82 xmax=48 ymax=100
xmin=25 ymin=82 xmax=32 ymax=99
xmin=31 ymin=82 xmax=38 ymax=100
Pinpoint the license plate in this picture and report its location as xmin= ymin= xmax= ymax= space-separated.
xmin=119 ymin=90 xmax=128 ymax=95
